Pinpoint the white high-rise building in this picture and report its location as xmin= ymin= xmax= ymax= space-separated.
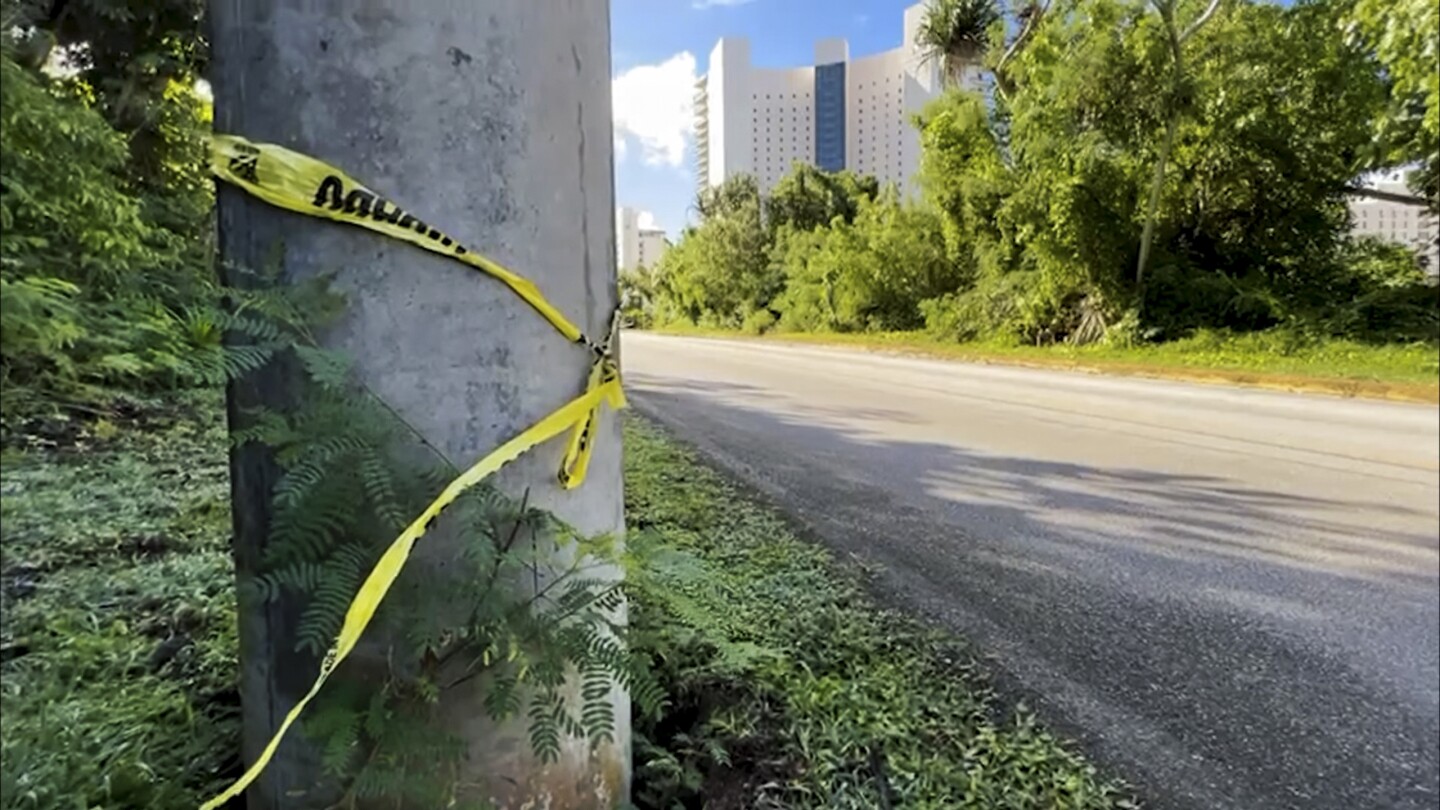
xmin=693 ymin=3 xmax=959 ymax=198
xmin=1348 ymin=170 xmax=1439 ymax=277
xmin=616 ymin=207 xmax=669 ymax=272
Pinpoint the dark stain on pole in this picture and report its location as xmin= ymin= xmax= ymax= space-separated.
xmin=447 ymin=45 xmax=473 ymax=68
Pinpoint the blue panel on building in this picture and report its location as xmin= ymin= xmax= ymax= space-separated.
xmin=814 ymin=62 xmax=846 ymax=172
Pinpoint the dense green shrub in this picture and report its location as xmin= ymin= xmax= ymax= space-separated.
xmin=620 ymin=268 xmax=657 ymax=329
xmin=740 ymin=308 xmax=778 ymax=335
xmin=1316 ymin=240 xmax=1439 ymax=343
xmin=655 ymin=176 xmax=782 ymax=329
xmin=773 ymin=194 xmax=958 ymax=334
xmin=920 ymin=271 xmax=1048 ymax=343
xmin=0 ymin=33 xmax=215 ymax=422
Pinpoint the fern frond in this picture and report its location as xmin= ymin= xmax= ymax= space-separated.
xmin=482 ymin=672 xmax=523 ymax=722
xmin=358 ymin=445 xmax=407 ymax=533
xmin=527 ymin=691 xmax=564 ymax=764
xmin=225 ymin=281 xmax=317 ymax=333
xmin=214 ymin=309 xmax=285 ymax=343
xmin=222 ymin=343 xmax=279 ymax=381
xmin=553 ymin=578 xmax=618 ymax=615
xmin=363 ymin=688 xmax=391 ymax=739
xmin=268 ymin=503 xmax=352 ymax=565
xmin=311 ymin=706 xmax=362 ymax=776
xmin=272 ymin=436 xmax=369 ymax=509
xmin=353 ymin=761 xmax=405 ymax=800
xmin=294 ymin=543 xmax=367 ymax=655
xmin=229 ymin=407 xmax=295 ymax=447
xmin=580 ymin=659 xmax=616 ymax=745
xmin=251 ymin=561 xmax=325 ymax=603
xmin=628 ymin=656 xmax=670 ymax=722
xmin=293 ymin=344 xmax=352 ymax=391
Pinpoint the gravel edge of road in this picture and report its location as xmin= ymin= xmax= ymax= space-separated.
xmin=644 ymin=329 xmax=1440 ymax=405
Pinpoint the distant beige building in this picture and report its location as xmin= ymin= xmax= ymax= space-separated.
xmin=692 ymin=3 xmax=953 ymax=199
xmin=616 ymin=207 xmax=668 ymax=272
xmin=1349 ymin=169 xmax=1438 ymax=276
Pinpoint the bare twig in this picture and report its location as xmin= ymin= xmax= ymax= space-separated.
xmin=1343 ymin=185 xmax=1432 ymax=207
xmin=994 ymin=0 xmax=1051 ymax=85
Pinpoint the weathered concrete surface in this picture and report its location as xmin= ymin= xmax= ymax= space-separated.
xmin=623 ymin=332 xmax=1440 ymax=810
xmin=211 ymin=1 xmax=625 ymax=806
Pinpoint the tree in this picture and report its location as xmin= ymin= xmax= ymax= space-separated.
xmin=765 ymin=164 xmax=880 ymax=234
xmin=774 ymin=192 xmax=959 ymax=333
xmin=1133 ymin=0 xmax=1223 ymax=287
xmin=18 ymin=0 xmax=211 ymax=233
xmin=1344 ymin=0 xmax=1439 ymax=212
xmin=916 ymin=91 xmax=1012 ymax=273
xmin=916 ymin=0 xmax=1052 ymax=98
xmin=916 ymin=0 xmax=1405 ymax=342
xmin=915 ymin=0 xmax=1002 ymax=89
xmin=0 ymin=23 xmax=215 ymax=418
xmin=659 ymin=194 xmax=779 ymax=327
xmin=1172 ymin=0 xmax=1385 ymax=297
xmin=696 ymin=173 xmax=763 ymax=221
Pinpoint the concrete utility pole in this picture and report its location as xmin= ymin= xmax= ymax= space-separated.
xmin=209 ymin=1 xmax=626 ymax=807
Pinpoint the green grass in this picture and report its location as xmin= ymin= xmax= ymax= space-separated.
xmin=0 ymin=394 xmax=240 ymax=810
xmin=654 ymin=325 xmax=1440 ymax=402
xmin=624 ymin=416 xmax=1133 ymax=809
xmin=0 ymin=397 xmax=1132 ymax=809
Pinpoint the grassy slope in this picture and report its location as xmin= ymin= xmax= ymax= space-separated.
xmin=625 ymin=416 xmax=1133 ymax=809
xmin=654 ymin=326 xmax=1440 ymax=403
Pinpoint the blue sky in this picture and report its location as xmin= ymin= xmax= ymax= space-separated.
xmin=610 ymin=0 xmax=927 ymax=237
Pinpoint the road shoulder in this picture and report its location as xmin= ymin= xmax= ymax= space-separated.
xmin=643 ymin=328 xmax=1440 ymax=404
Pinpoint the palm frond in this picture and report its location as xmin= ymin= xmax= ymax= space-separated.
xmin=916 ymin=0 xmax=1002 ymax=86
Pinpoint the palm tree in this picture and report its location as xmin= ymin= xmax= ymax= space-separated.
xmin=1134 ymin=0 xmax=1224 ymax=288
xmin=914 ymin=0 xmax=1002 ymax=89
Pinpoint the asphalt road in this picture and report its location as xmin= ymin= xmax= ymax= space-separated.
xmin=621 ymin=333 xmax=1440 ymax=810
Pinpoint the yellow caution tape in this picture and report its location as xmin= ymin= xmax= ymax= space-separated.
xmin=201 ymin=136 xmax=627 ymax=808
xmin=559 ymin=311 xmax=625 ymax=490
xmin=199 ymin=376 xmax=624 ymax=810
xmin=209 ymin=134 xmax=596 ymax=352
xmin=209 ymin=132 xmax=621 ymax=487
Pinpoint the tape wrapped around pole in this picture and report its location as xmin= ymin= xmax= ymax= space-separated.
xmin=202 ymin=134 xmax=625 ymax=809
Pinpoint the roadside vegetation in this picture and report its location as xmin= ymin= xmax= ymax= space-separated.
xmin=1 ymin=0 xmax=1433 ymax=805
xmin=626 ymin=417 xmax=1134 ymax=809
xmin=654 ymin=324 xmax=1440 ymax=401
xmin=621 ymin=0 xmax=1439 ymax=389
xmin=0 ymin=402 xmax=1134 ymax=809
xmin=0 ymin=4 xmax=1128 ymax=803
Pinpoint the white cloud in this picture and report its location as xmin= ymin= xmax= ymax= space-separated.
xmin=637 ymin=210 xmax=659 ymax=230
xmin=611 ymin=52 xmax=697 ymax=169
xmin=692 ymin=0 xmax=759 ymax=7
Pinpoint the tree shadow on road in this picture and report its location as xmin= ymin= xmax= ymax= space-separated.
xmin=625 ymin=372 xmax=1440 ymax=810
